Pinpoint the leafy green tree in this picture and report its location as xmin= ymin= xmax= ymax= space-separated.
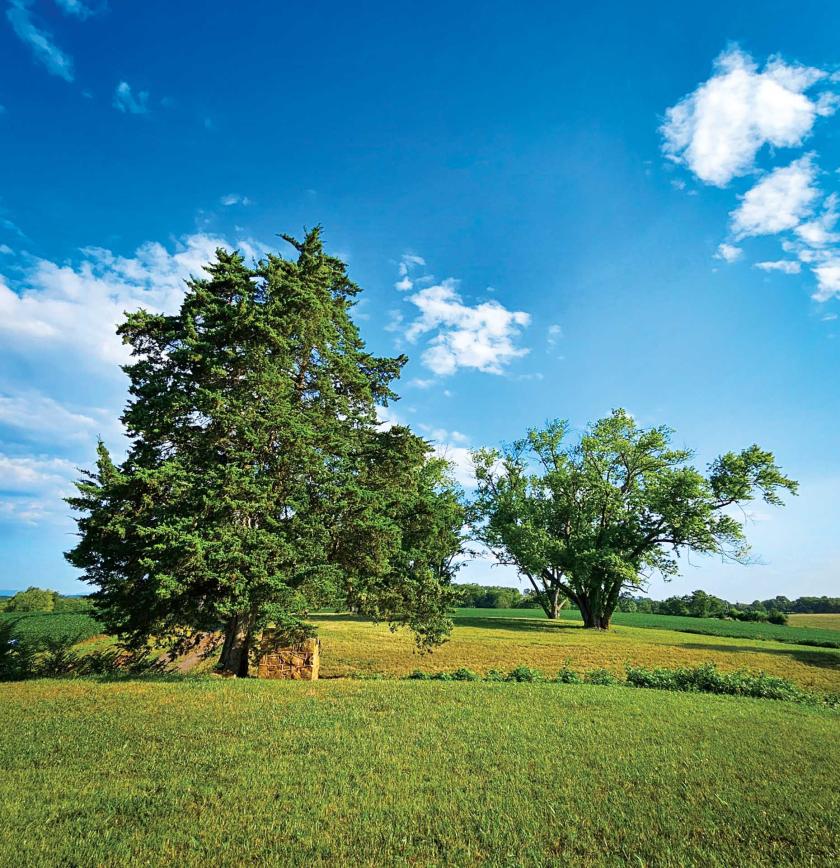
xmin=5 ymin=587 xmax=57 ymax=613
xmin=472 ymin=410 xmax=797 ymax=628
xmin=67 ymin=229 xmax=465 ymax=674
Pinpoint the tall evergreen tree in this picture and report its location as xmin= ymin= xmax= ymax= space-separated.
xmin=67 ymin=229 xmax=464 ymax=674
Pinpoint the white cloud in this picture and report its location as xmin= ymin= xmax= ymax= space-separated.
xmin=547 ymin=323 xmax=563 ymax=346
xmin=754 ymin=260 xmax=801 ymax=274
xmin=0 ymin=245 xmax=12 ymax=255
xmin=7 ymin=0 xmax=74 ymax=81
xmin=395 ymin=253 xmax=426 ymax=291
xmin=113 ymin=82 xmax=150 ymax=115
xmin=795 ymin=193 xmax=840 ymax=247
xmin=0 ymin=233 xmax=242 ymax=368
xmin=715 ymin=242 xmax=742 ymax=262
xmin=822 ymin=312 xmax=838 ymax=321
xmin=730 ymin=157 xmax=819 ymax=238
xmin=404 ymin=280 xmax=530 ymax=376
xmin=0 ymin=453 xmax=77 ymax=525
xmin=662 ymin=47 xmax=833 ymax=187
xmin=0 ymin=392 xmax=117 ymax=443
xmin=220 ymin=193 xmax=252 ymax=207
xmin=812 ymin=258 xmax=840 ymax=301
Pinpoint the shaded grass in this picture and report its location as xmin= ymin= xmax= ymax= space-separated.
xmin=1 ymin=678 xmax=837 ymax=866
xmin=455 ymin=608 xmax=840 ymax=647
xmin=311 ymin=614 xmax=840 ymax=693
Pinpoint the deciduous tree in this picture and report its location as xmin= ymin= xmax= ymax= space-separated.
xmin=472 ymin=410 xmax=797 ymax=628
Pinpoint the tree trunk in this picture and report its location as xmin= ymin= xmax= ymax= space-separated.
xmin=217 ymin=613 xmax=252 ymax=676
xmin=578 ymin=595 xmax=612 ymax=630
xmin=548 ymin=587 xmax=562 ymax=619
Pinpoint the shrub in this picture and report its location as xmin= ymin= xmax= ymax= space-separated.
xmin=555 ymin=663 xmax=582 ymax=684
xmin=506 ymin=666 xmax=545 ymax=683
xmin=625 ymin=663 xmax=807 ymax=703
xmin=450 ymin=667 xmax=481 ymax=681
xmin=767 ymin=610 xmax=788 ymax=625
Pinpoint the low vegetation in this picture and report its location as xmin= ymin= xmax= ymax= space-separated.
xmin=1 ymin=678 xmax=837 ymax=866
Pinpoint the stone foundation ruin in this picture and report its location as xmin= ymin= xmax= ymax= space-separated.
xmin=255 ymin=632 xmax=320 ymax=680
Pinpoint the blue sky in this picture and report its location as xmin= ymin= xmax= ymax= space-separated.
xmin=1 ymin=1 xmax=838 ymax=600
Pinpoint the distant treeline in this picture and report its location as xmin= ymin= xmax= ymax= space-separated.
xmin=0 ymin=587 xmax=91 ymax=614
xmin=455 ymin=584 xmax=840 ymax=621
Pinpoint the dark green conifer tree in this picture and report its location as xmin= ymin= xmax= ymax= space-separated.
xmin=67 ymin=229 xmax=464 ymax=674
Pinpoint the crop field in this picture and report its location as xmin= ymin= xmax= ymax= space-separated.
xmin=0 ymin=610 xmax=102 ymax=645
xmin=455 ymin=608 xmax=840 ymax=647
xmin=1 ymin=678 xmax=838 ymax=866
xmin=310 ymin=614 xmax=840 ymax=694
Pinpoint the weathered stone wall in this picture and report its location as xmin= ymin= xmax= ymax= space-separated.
xmin=255 ymin=634 xmax=320 ymax=680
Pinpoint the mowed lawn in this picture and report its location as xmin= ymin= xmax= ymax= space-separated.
xmin=2 ymin=678 xmax=838 ymax=867
xmin=311 ymin=613 xmax=840 ymax=694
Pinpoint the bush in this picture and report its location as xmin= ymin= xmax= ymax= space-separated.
xmin=625 ymin=663 xmax=807 ymax=702
xmin=555 ymin=663 xmax=582 ymax=684
xmin=450 ymin=667 xmax=481 ymax=681
xmin=767 ymin=610 xmax=788 ymax=625
xmin=506 ymin=666 xmax=545 ymax=683
xmin=4 ymin=587 xmax=57 ymax=613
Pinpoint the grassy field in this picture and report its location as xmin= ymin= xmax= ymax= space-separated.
xmin=308 ymin=613 xmax=840 ymax=694
xmin=789 ymin=613 xmax=840 ymax=631
xmin=1 ymin=678 xmax=838 ymax=866
xmin=455 ymin=608 xmax=840 ymax=647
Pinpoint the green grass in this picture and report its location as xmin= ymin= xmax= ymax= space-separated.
xmin=455 ymin=607 xmax=840 ymax=647
xmin=1 ymin=678 xmax=837 ymax=866
xmin=0 ymin=610 xmax=102 ymax=644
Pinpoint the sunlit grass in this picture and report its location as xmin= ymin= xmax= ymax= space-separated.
xmin=310 ymin=613 xmax=840 ymax=693
xmin=789 ymin=613 xmax=840 ymax=631
xmin=1 ymin=678 xmax=837 ymax=866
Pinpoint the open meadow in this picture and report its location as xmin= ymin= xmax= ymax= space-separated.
xmin=2 ymin=677 xmax=839 ymax=866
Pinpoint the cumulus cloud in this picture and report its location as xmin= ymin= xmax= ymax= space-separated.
xmin=715 ymin=242 xmax=742 ymax=262
xmin=661 ymin=47 xmax=833 ymax=187
xmin=405 ymin=279 xmax=530 ymax=376
xmin=730 ymin=157 xmax=819 ymax=238
xmin=547 ymin=323 xmax=563 ymax=346
xmin=812 ymin=259 xmax=840 ymax=302
xmin=7 ymin=0 xmax=75 ymax=81
xmin=113 ymin=81 xmax=150 ymax=114
xmin=754 ymin=260 xmax=801 ymax=274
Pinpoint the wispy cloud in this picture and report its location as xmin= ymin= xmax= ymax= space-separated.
xmin=395 ymin=253 xmax=426 ymax=291
xmin=54 ymin=0 xmax=99 ymax=20
xmin=220 ymin=193 xmax=252 ymax=207
xmin=113 ymin=81 xmax=150 ymax=114
xmin=7 ymin=0 xmax=75 ymax=81
xmin=755 ymin=260 xmax=801 ymax=274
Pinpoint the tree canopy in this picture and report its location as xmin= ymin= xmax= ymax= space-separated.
xmin=472 ymin=409 xmax=797 ymax=628
xmin=67 ymin=229 xmax=465 ymax=674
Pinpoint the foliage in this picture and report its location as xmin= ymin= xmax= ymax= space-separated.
xmin=624 ymin=663 xmax=820 ymax=703
xmin=473 ymin=410 xmax=797 ymax=629
xmin=452 ymin=583 xmax=551 ymax=610
xmin=66 ymin=230 xmax=465 ymax=674
xmin=3 ymin=587 xmax=57 ymax=612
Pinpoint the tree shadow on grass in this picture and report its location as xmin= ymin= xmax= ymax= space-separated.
xmin=312 ymin=612 xmax=585 ymax=633
xmin=678 ymin=642 xmax=840 ymax=670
